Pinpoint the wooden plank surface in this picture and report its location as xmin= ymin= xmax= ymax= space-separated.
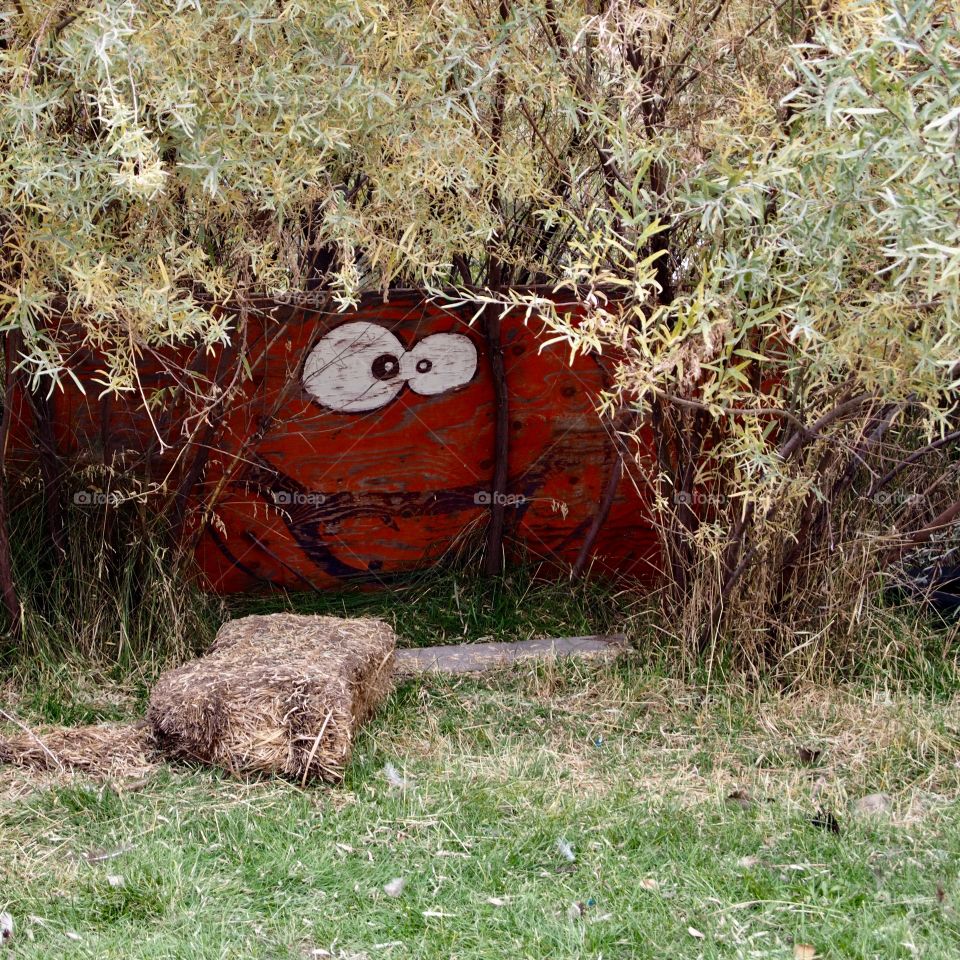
xmin=393 ymin=634 xmax=629 ymax=677
xmin=10 ymin=293 xmax=661 ymax=593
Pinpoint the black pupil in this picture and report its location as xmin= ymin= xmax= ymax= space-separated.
xmin=416 ymin=358 xmax=433 ymax=374
xmin=371 ymin=353 xmax=399 ymax=381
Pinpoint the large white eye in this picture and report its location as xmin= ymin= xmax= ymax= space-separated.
xmin=303 ymin=322 xmax=406 ymax=412
xmin=402 ymin=333 xmax=477 ymax=397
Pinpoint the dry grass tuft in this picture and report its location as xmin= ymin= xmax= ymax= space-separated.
xmin=0 ymin=720 xmax=157 ymax=779
xmin=147 ymin=614 xmax=396 ymax=784
xmin=376 ymin=664 xmax=960 ymax=822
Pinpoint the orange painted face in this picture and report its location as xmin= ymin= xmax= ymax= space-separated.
xmin=194 ymin=294 xmax=659 ymax=592
xmin=8 ymin=293 xmax=659 ymax=592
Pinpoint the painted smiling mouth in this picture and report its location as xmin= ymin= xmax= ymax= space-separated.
xmin=303 ymin=321 xmax=478 ymax=413
xmin=211 ymin=454 xmax=543 ymax=586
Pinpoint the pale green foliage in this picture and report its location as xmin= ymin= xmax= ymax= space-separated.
xmin=0 ymin=0 xmax=569 ymax=392
xmin=3 ymin=0 xmax=958 ymax=658
xmin=502 ymin=0 xmax=960 ymax=653
xmin=537 ymin=1 xmax=960 ymax=415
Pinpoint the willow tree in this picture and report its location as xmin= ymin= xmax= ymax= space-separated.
xmin=0 ymin=0 xmax=546 ymax=632
xmin=1 ymin=1 xmax=957 ymax=669
xmin=0 ymin=0 xmax=778 ymax=627
xmin=507 ymin=0 xmax=960 ymax=666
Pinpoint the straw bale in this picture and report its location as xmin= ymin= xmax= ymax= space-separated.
xmin=146 ymin=614 xmax=396 ymax=783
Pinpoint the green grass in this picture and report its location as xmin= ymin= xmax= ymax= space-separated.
xmin=224 ymin=560 xmax=626 ymax=649
xmin=5 ymin=477 xmax=626 ymax=669
xmin=1 ymin=560 xmax=628 ymax=723
xmin=3 ymin=660 xmax=960 ymax=959
xmin=4 ymin=541 xmax=960 ymax=958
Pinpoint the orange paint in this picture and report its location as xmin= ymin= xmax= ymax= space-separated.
xmin=9 ymin=293 xmax=660 ymax=591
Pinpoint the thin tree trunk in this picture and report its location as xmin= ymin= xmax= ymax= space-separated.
xmin=0 ymin=332 xmax=22 ymax=643
xmin=168 ymin=316 xmax=245 ymax=552
xmin=483 ymin=297 xmax=510 ymax=577
xmin=483 ymin=0 xmax=511 ymax=577
xmin=572 ymin=417 xmax=625 ymax=578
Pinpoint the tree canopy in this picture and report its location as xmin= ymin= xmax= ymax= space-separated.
xmin=2 ymin=0 xmax=959 ymax=661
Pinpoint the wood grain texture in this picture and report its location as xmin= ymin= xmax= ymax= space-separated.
xmin=9 ymin=293 xmax=661 ymax=592
xmin=393 ymin=634 xmax=630 ymax=676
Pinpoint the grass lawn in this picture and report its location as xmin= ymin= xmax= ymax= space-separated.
xmin=3 ymin=653 xmax=960 ymax=959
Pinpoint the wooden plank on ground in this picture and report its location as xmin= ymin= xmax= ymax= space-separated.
xmin=393 ymin=634 xmax=629 ymax=677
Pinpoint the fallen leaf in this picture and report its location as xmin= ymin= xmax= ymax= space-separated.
xmin=639 ymin=878 xmax=660 ymax=891
xmin=853 ymin=793 xmax=891 ymax=817
xmin=556 ymin=838 xmax=576 ymax=862
xmin=383 ymin=762 xmax=413 ymax=790
xmin=794 ymin=945 xmax=817 ymax=959
xmin=811 ymin=776 xmax=830 ymax=798
xmin=383 ymin=877 xmax=406 ymax=898
xmin=688 ymin=926 xmax=705 ymax=939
